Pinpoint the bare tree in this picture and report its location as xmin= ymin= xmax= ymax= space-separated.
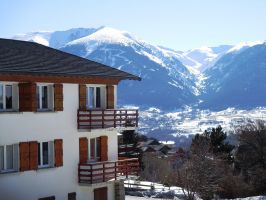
xmin=234 ymin=120 xmax=266 ymax=195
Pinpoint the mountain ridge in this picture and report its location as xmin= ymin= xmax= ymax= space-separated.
xmin=11 ymin=27 xmax=266 ymax=110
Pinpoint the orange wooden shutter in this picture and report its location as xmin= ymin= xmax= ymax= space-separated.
xmin=19 ymin=142 xmax=30 ymax=171
xmin=79 ymin=84 xmax=87 ymax=110
xmin=29 ymin=141 xmax=38 ymax=170
xmin=19 ymin=82 xmax=37 ymax=112
xmin=54 ymin=84 xmax=63 ymax=111
xmin=54 ymin=139 xmax=63 ymax=167
xmin=106 ymin=85 xmax=114 ymax=109
xmin=100 ymin=136 xmax=108 ymax=161
xmin=79 ymin=137 xmax=88 ymax=163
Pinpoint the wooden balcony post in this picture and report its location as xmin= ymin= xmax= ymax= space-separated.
xmin=115 ymin=162 xmax=117 ymax=180
xmin=126 ymin=160 xmax=128 ymax=179
xmin=90 ymin=164 xmax=93 ymax=184
xmin=78 ymin=164 xmax=80 ymax=183
xmin=89 ymin=110 xmax=92 ymax=129
xmin=102 ymin=110 xmax=104 ymax=128
xmin=120 ymin=110 xmax=122 ymax=127
xmin=77 ymin=110 xmax=80 ymax=129
xmin=114 ymin=110 xmax=116 ymax=128
xmin=103 ymin=162 xmax=105 ymax=182
xmin=125 ymin=110 xmax=128 ymax=127
xmin=136 ymin=110 xmax=139 ymax=127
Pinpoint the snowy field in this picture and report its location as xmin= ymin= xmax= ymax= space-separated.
xmin=126 ymin=195 xmax=266 ymax=200
xmin=137 ymin=107 xmax=266 ymax=147
xmin=124 ymin=180 xmax=266 ymax=200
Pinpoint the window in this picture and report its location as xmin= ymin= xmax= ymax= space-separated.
xmin=38 ymin=141 xmax=53 ymax=167
xmin=37 ymin=84 xmax=53 ymax=111
xmin=86 ymin=86 xmax=104 ymax=109
xmin=0 ymin=144 xmax=18 ymax=172
xmin=89 ymin=137 xmax=101 ymax=161
xmin=68 ymin=192 xmax=76 ymax=200
xmin=0 ymin=83 xmax=18 ymax=111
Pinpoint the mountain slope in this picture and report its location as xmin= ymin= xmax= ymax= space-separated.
xmin=13 ymin=27 xmax=101 ymax=48
xmin=11 ymin=27 xmax=266 ymax=110
xmin=60 ymin=27 xmax=199 ymax=109
xmin=201 ymin=42 xmax=266 ymax=109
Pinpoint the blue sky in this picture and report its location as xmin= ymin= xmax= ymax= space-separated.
xmin=1 ymin=0 xmax=266 ymax=50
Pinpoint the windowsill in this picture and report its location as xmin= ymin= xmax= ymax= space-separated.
xmin=38 ymin=165 xmax=54 ymax=170
xmin=36 ymin=109 xmax=55 ymax=113
xmin=0 ymin=109 xmax=20 ymax=113
xmin=0 ymin=169 xmax=18 ymax=174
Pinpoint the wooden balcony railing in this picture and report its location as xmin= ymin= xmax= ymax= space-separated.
xmin=78 ymin=158 xmax=139 ymax=184
xmin=77 ymin=109 xmax=138 ymax=130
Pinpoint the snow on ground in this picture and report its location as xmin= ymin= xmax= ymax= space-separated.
xmin=227 ymin=197 xmax=266 ymax=200
xmin=125 ymin=180 xmax=184 ymax=199
xmin=126 ymin=195 xmax=266 ymax=200
xmin=138 ymin=107 xmax=266 ymax=147
xmin=126 ymin=196 xmax=171 ymax=199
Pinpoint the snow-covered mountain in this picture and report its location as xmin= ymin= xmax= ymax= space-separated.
xmin=202 ymin=41 xmax=266 ymax=110
xmin=13 ymin=27 xmax=202 ymax=109
xmin=13 ymin=27 xmax=102 ymax=48
xmin=11 ymin=27 xmax=266 ymax=110
xmin=60 ymin=27 xmax=201 ymax=109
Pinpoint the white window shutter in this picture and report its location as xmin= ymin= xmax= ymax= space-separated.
xmin=13 ymin=143 xmax=19 ymax=171
xmin=48 ymin=141 xmax=54 ymax=167
xmin=48 ymin=85 xmax=54 ymax=110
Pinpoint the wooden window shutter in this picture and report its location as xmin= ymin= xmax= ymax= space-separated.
xmin=106 ymin=85 xmax=114 ymax=109
xmin=94 ymin=187 xmax=107 ymax=200
xmin=54 ymin=139 xmax=63 ymax=167
xmin=54 ymin=84 xmax=63 ymax=111
xmin=100 ymin=136 xmax=108 ymax=162
xmin=79 ymin=84 xmax=87 ymax=110
xmin=79 ymin=137 xmax=88 ymax=163
xmin=19 ymin=82 xmax=37 ymax=112
xmin=19 ymin=142 xmax=30 ymax=171
xmin=29 ymin=141 xmax=38 ymax=170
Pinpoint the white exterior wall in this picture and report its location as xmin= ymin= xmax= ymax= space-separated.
xmin=0 ymin=83 xmax=119 ymax=200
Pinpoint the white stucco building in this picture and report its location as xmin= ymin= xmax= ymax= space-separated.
xmin=0 ymin=38 xmax=140 ymax=200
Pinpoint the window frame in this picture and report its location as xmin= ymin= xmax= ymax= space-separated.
xmin=38 ymin=141 xmax=51 ymax=168
xmin=0 ymin=144 xmax=16 ymax=173
xmin=36 ymin=83 xmax=54 ymax=111
xmin=86 ymin=84 xmax=105 ymax=109
xmin=0 ymin=82 xmax=17 ymax=111
xmin=88 ymin=137 xmax=101 ymax=161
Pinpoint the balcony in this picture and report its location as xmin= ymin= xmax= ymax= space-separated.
xmin=78 ymin=158 xmax=139 ymax=184
xmin=77 ymin=109 xmax=139 ymax=130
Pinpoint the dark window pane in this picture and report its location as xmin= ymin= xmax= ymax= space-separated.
xmin=90 ymin=138 xmax=95 ymax=160
xmin=37 ymin=86 xmax=40 ymax=109
xmin=96 ymin=137 xmax=101 ymax=160
xmin=96 ymin=87 xmax=101 ymax=108
xmin=89 ymin=87 xmax=94 ymax=108
xmin=5 ymin=85 xmax=13 ymax=109
xmin=42 ymin=86 xmax=48 ymax=109
xmin=42 ymin=142 xmax=49 ymax=165
xmin=0 ymin=84 xmax=3 ymax=109
xmin=68 ymin=192 xmax=76 ymax=200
